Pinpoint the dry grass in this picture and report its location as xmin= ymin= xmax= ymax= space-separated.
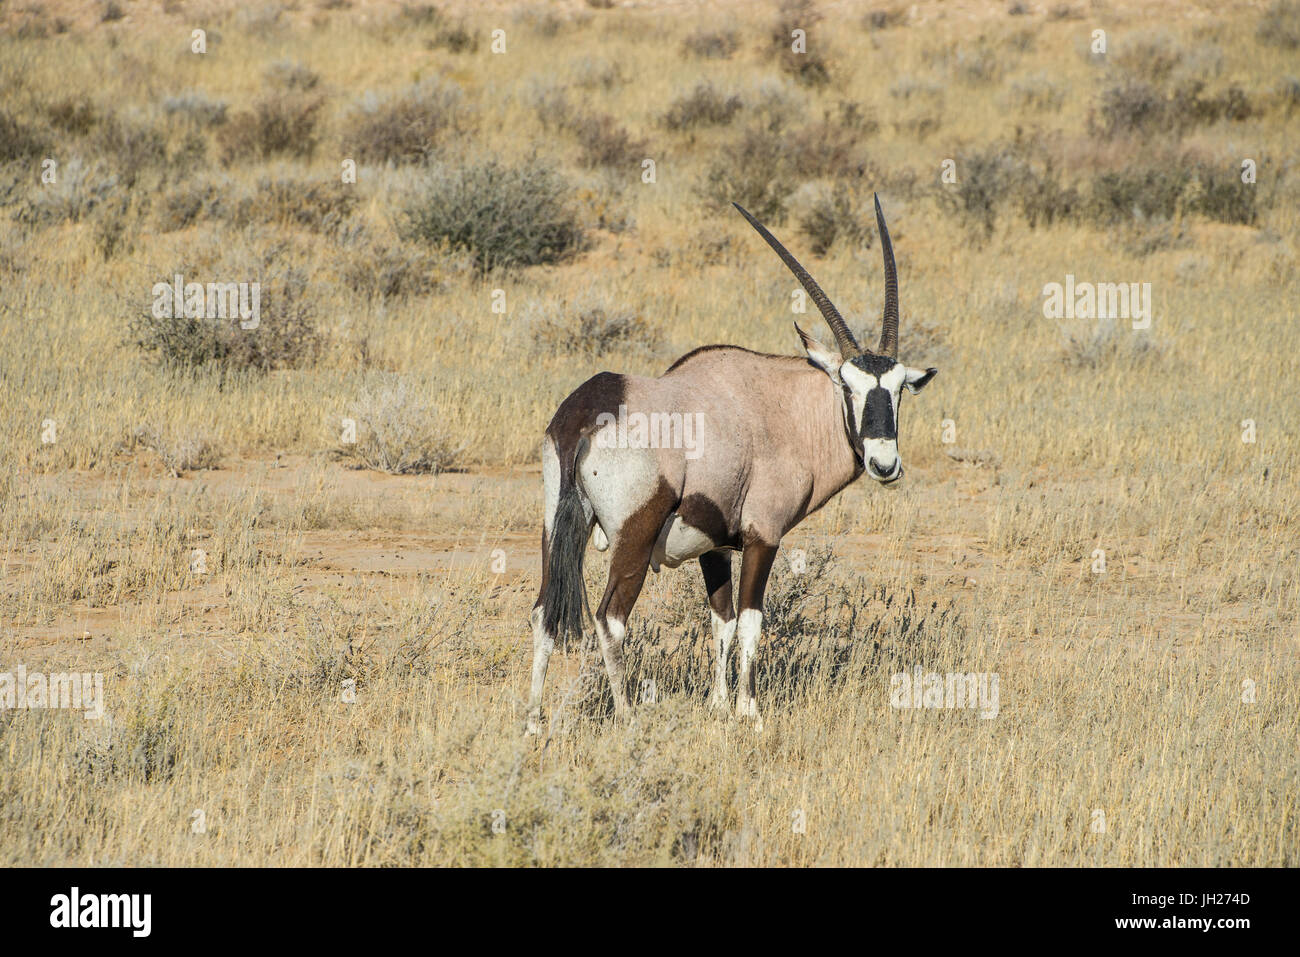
xmin=0 ymin=0 xmax=1296 ymax=867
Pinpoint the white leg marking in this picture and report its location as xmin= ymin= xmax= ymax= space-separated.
xmin=596 ymin=615 xmax=629 ymax=715
xmin=526 ymin=605 xmax=554 ymax=736
xmin=709 ymin=610 xmax=736 ymax=711
xmin=735 ymin=608 xmax=763 ymax=728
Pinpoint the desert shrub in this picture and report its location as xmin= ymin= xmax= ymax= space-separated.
xmin=1095 ymin=80 xmax=1254 ymax=138
xmin=47 ymin=97 xmax=100 ymax=136
xmin=1017 ymin=165 xmax=1081 ymax=228
xmin=0 ymin=110 xmax=51 ymax=162
xmin=864 ymin=7 xmax=907 ymax=29
xmin=129 ymin=254 xmax=325 ymax=372
xmin=698 ymin=126 xmax=792 ymax=222
xmin=1086 ymin=157 xmax=1256 ymax=226
xmin=129 ymin=425 xmax=223 ymax=475
xmin=342 ymin=80 xmax=465 ymax=165
xmin=1006 ymin=74 xmax=1065 ymax=112
xmin=951 ymin=46 xmax=1002 ymax=85
xmin=697 ymin=116 xmax=870 ymax=223
xmin=91 ymin=195 xmax=135 ymax=260
xmin=155 ymin=177 xmax=228 ymax=231
xmin=430 ymin=22 xmax=480 ymax=53
xmin=569 ymin=56 xmax=625 ymax=91
xmin=17 ymin=158 xmax=120 ymax=225
xmin=1257 ymin=0 xmax=1300 ymax=49
xmin=396 ymin=2 xmax=439 ymax=26
xmin=218 ymin=92 xmax=323 ymax=163
xmin=572 ymin=113 xmax=647 ymax=170
xmin=167 ymin=128 xmax=210 ymax=177
xmin=938 ymin=142 xmax=1034 ymax=236
xmin=401 ymin=159 xmax=584 ymax=271
xmin=525 ymin=292 xmax=660 ymax=357
xmin=346 ymin=377 xmax=465 ymax=474
xmin=940 ymin=141 xmax=1256 ymax=232
xmin=162 ymin=90 xmax=229 ymax=128
xmin=90 ymin=114 xmax=168 ymax=187
xmin=786 ymin=117 xmax=871 ymax=178
xmin=1279 ymin=76 xmax=1300 ymax=115
xmin=1095 ymin=81 xmax=1165 ymax=136
xmin=245 ymin=176 xmax=359 ymax=231
xmin=771 ymin=1 xmax=833 ymax=88
xmin=889 ymin=75 xmax=944 ymax=100
xmin=533 ymin=92 xmax=647 ymax=169
xmin=155 ymin=175 xmax=357 ymax=232
xmin=682 ymin=28 xmax=739 ymax=59
xmin=799 ymin=183 xmax=873 ymax=255
xmin=940 ymin=142 xmax=1080 ymax=234
xmin=263 ymin=60 xmax=321 ymax=92
xmin=1119 ymin=221 xmax=1190 ymax=258
xmin=1059 ymin=318 xmax=1161 ymax=369
xmin=236 ymin=3 xmax=288 ymax=32
xmin=661 ymin=83 xmax=743 ymax=131
xmin=1113 ymin=34 xmax=1187 ymax=84
xmin=923 ymin=38 xmax=1006 ymax=85
xmin=336 ymin=238 xmax=442 ymax=300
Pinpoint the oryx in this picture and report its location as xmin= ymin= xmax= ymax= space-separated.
xmin=527 ymin=194 xmax=938 ymax=733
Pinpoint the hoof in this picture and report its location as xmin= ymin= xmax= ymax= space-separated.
xmin=736 ymin=696 xmax=763 ymax=730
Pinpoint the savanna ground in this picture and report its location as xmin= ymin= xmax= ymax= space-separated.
xmin=1 ymin=0 xmax=1297 ymax=866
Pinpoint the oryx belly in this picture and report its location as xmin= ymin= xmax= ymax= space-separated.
xmin=650 ymin=514 xmax=716 ymax=571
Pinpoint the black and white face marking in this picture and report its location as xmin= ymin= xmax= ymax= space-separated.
xmin=840 ymin=354 xmax=937 ymax=484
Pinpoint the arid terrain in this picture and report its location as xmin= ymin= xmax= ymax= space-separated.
xmin=1 ymin=0 xmax=1297 ymax=866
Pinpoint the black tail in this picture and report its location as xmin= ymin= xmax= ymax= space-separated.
xmin=542 ymin=461 xmax=589 ymax=644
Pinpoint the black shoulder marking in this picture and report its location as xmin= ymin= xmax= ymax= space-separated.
xmin=677 ymin=493 xmax=742 ymax=550
xmin=545 ymin=371 xmax=625 ymax=441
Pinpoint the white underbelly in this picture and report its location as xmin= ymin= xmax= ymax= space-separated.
xmin=650 ymin=514 xmax=716 ymax=571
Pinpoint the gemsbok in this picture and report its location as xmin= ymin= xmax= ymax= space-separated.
xmin=527 ymin=194 xmax=938 ymax=733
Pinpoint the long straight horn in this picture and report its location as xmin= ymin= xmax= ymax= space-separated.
xmin=874 ymin=192 xmax=899 ymax=359
xmin=733 ymin=202 xmax=862 ymax=358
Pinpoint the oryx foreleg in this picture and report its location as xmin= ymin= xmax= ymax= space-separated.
xmin=699 ymin=550 xmax=736 ymax=712
xmin=735 ymin=541 xmax=778 ymax=728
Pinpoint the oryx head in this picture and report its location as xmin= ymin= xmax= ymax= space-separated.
xmin=735 ymin=194 xmax=938 ymax=485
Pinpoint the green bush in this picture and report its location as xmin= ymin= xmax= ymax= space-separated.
xmin=661 ymin=83 xmax=743 ymax=131
xmin=342 ymin=80 xmax=465 ymax=165
xmin=401 ymin=159 xmax=584 ymax=271
xmin=218 ymin=92 xmax=323 ymax=163
xmin=130 ymin=255 xmax=324 ymax=372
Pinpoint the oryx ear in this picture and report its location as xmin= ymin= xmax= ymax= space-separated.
xmin=795 ymin=322 xmax=844 ymax=382
xmin=904 ymin=366 xmax=938 ymax=394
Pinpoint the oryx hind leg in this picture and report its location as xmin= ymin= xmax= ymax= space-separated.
xmin=593 ymin=538 xmax=654 ymax=719
xmin=526 ymin=604 xmax=553 ymax=735
xmin=699 ymin=551 xmax=736 ymax=712
xmin=592 ymin=487 xmax=675 ymax=720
